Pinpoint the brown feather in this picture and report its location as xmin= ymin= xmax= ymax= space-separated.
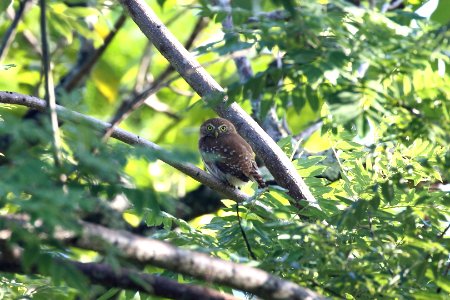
xmin=199 ymin=118 xmax=266 ymax=189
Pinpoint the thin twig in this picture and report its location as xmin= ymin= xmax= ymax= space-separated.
xmin=167 ymin=84 xmax=195 ymax=97
xmin=0 ymin=0 xmax=32 ymax=63
xmin=381 ymin=0 xmax=404 ymax=13
xmin=437 ymin=262 xmax=450 ymax=294
xmin=293 ymin=120 xmax=323 ymax=141
xmin=58 ymin=13 xmax=127 ymax=92
xmin=39 ymin=0 xmax=61 ymax=166
xmin=102 ymin=76 xmax=177 ymax=141
xmin=134 ymin=42 xmax=154 ymax=93
xmin=144 ymin=97 xmax=180 ymax=119
xmin=236 ymin=203 xmax=257 ymax=260
xmin=103 ymin=17 xmax=207 ymax=141
xmin=433 ymin=222 xmax=450 ymax=293
xmin=438 ymin=223 xmax=450 ymax=239
xmin=367 ymin=210 xmax=375 ymax=239
xmin=133 ymin=5 xmax=190 ymax=94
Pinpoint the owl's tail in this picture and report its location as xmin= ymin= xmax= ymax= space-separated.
xmin=250 ymin=171 xmax=266 ymax=189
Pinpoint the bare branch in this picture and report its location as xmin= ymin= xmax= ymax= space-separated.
xmin=0 ymin=0 xmax=32 ymax=63
xmin=236 ymin=203 xmax=257 ymax=260
xmin=144 ymin=97 xmax=180 ymax=119
xmin=166 ymin=84 xmax=195 ymax=98
xmin=0 ymin=91 xmax=248 ymax=202
xmin=104 ymin=17 xmax=208 ymax=140
xmin=102 ymin=77 xmax=174 ymax=140
xmin=134 ymin=42 xmax=154 ymax=93
xmin=133 ymin=7 xmax=191 ymax=93
xmin=1 ymin=215 xmax=325 ymax=300
xmin=294 ymin=120 xmax=323 ymax=141
xmin=247 ymin=10 xmax=288 ymax=23
xmin=0 ymin=242 xmax=239 ymax=300
xmin=58 ymin=13 xmax=127 ymax=92
xmin=117 ymin=0 xmax=316 ymax=204
xmin=40 ymin=0 xmax=62 ymax=166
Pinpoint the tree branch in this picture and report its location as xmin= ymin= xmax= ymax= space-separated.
xmin=0 ymin=242 xmax=239 ymax=300
xmin=0 ymin=0 xmax=32 ymax=63
xmin=39 ymin=0 xmax=62 ymax=166
xmin=117 ymin=0 xmax=316 ymax=204
xmin=0 ymin=214 xmax=325 ymax=300
xmin=104 ymin=16 xmax=207 ymax=140
xmin=0 ymin=91 xmax=248 ymax=202
xmin=58 ymin=13 xmax=127 ymax=92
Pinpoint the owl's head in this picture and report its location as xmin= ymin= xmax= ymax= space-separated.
xmin=200 ymin=118 xmax=237 ymax=138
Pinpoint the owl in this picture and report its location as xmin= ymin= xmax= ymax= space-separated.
xmin=199 ymin=118 xmax=266 ymax=189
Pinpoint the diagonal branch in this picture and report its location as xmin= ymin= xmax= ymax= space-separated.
xmin=1 ymin=214 xmax=325 ymax=300
xmin=0 ymin=242 xmax=239 ymax=300
xmin=0 ymin=0 xmax=32 ymax=63
xmin=0 ymin=91 xmax=248 ymax=202
xmin=104 ymin=17 xmax=208 ymax=140
xmin=58 ymin=13 xmax=127 ymax=92
xmin=117 ymin=0 xmax=316 ymax=205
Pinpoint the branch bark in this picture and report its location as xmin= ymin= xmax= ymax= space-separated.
xmin=40 ymin=0 xmax=62 ymax=166
xmin=0 ymin=242 xmax=239 ymax=300
xmin=0 ymin=91 xmax=248 ymax=202
xmin=0 ymin=214 xmax=325 ymax=300
xmin=117 ymin=0 xmax=316 ymax=205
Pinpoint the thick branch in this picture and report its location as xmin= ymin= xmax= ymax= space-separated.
xmin=0 ymin=91 xmax=248 ymax=202
xmin=117 ymin=0 xmax=316 ymax=204
xmin=0 ymin=243 xmax=238 ymax=300
xmin=1 ymin=215 xmax=325 ymax=300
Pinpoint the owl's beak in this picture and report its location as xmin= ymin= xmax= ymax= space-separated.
xmin=214 ymin=130 xmax=218 ymax=138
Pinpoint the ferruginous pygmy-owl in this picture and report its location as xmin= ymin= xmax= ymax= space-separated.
xmin=199 ymin=118 xmax=266 ymax=189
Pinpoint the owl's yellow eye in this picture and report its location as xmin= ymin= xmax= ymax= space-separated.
xmin=219 ymin=125 xmax=227 ymax=132
xmin=206 ymin=125 xmax=214 ymax=131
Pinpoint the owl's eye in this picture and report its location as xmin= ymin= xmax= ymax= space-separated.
xmin=206 ymin=125 xmax=214 ymax=131
xmin=219 ymin=125 xmax=227 ymax=132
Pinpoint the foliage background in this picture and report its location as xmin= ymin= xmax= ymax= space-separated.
xmin=0 ymin=0 xmax=449 ymax=299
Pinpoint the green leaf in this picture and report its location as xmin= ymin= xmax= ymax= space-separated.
xmin=381 ymin=181 xmax=395 ymax=203
xmin=0 ymin=0 xmax=12 ymax=13
xmin=292 ymin=88 xmax=306 ymax=112
xmin=1 ymin=64 xmax=16 ymax=70
xmin=97 ymin=289 xmax=120 ymax=300
xmin=157 ymin=0 xmax=167 ymax=7
xmin=306 ymin=86 xmax=320 ymax=111
xmin=430 ymin=0 xmax=450 ymax=24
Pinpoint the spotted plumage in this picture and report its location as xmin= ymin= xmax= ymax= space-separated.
xmin=199 ymin=118 xmax=266 ymax=189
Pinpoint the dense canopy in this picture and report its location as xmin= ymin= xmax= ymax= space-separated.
xmin=0 ymin=0 xmax=449 ymax=299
